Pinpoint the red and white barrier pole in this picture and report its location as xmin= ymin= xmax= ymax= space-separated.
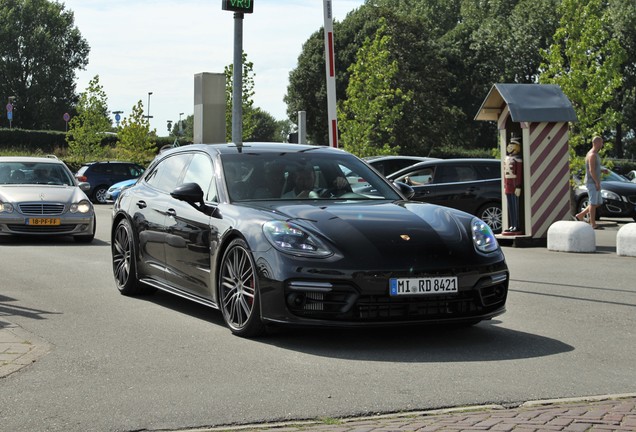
xmin=323 ymin=0 xmax=338 ymax=148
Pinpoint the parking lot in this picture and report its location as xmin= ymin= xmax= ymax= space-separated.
xmin=1 ymin=206 xmax=635 ymax=432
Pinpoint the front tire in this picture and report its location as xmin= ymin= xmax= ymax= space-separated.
xmin=218 ymin=238 xmax=265 ymax=338
xmin=112 ymin=218 xmax=149 ymax=295
xmin=477 ymin=202 xmax=502 ymax=234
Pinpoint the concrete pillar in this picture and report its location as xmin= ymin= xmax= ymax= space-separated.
xmin=194 ymin=73 xmax=225 ymax=144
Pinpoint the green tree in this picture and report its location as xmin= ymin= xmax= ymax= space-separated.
xmin=66 ymin=75 xmax=111 ymax=162
xmin=246 ymin=108 xmax=279 ymax=142
xmin=540 ymin=0 xmax=626 ymax=162
xmin=339 ymin=19 xmax=407 ymax=157
xmin=116 ymin=100 xmax=157 ymax=164
xmin=0 ymin=0 xmax=89 ymax=130
xmin=606 ymin=0 xmax=636 ymax=156
xmin=225 ymin=52 xmax=256 ymax=142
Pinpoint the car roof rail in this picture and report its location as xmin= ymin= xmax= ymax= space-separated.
xmin=45 ymin=154 xmax=59 ymax=159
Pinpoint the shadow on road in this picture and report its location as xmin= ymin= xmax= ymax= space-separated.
xmin=137 ymin=291 xmax=573 ymax=364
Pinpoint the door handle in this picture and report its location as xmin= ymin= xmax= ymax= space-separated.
xmin=136 ymin=200 xmax=147 ymax=209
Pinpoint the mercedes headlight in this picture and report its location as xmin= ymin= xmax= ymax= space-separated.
xmin=70 ymin=199 xmax=92 ymax=214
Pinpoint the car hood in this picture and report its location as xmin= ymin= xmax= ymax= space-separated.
xmin=247 ymin=200 xmax=495 ymax=265
xmin=0 ymin=185 xmax=89 ymax=204
xmin=602 ymin=181 xmax=636 ymax=195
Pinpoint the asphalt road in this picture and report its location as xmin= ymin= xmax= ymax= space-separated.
xmin=0 ymin=206 xmax=634 ymax=432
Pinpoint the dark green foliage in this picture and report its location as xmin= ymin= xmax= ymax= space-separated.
xmin=0 ymin=0 xmax=89 ymax=131
xmin=286 ymin=0 xmax=609 ymax=156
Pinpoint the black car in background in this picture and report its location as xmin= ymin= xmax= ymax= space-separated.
xmin=75 ymin=161 xmax=145 ymax=204
xmin=364 ymin=155 xmax=438 ymax=176
xmin=111 ymin=143 xmax=508 ymax=337
xmin=574 ymin=167 xmax=636 ymax=221
xmin=386 ymin=158 xmax=503 ymax=233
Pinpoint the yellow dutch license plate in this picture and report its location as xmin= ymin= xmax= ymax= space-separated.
xmin=27 ymin=218 xmax=61 ymax=226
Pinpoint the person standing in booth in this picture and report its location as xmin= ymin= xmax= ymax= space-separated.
xmin=503 ymin=138 xmax=523 ymax=235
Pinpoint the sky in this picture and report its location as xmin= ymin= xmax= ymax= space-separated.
xmin=61 ymin=0 xmax=366 ymax=136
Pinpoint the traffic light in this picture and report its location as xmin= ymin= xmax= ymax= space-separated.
xmin=222 ymin=0 xmax=253 ymax=13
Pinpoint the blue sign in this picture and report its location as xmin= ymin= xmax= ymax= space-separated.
xmin=115 ymin=113 xmax=121 ymax=122
xmin=7 ymin=111 xmax=12 ymax=120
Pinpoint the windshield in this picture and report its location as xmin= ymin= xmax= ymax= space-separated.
xmin=0 ymin=161 xmax=75 ymax=186
xmin=220 ymin=151 xmax=403 ymax=202
xmin=602 ymin=168 xmax=630 ymax=183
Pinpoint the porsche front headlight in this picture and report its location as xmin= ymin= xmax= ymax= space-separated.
xmin=471 ymin=218 xmax=499 ymax=253
xmin=263 ymin=220 xmax=333 ymax=257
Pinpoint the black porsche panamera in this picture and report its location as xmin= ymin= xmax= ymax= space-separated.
xmin=111 ymin=143 xmax=509 ymax=337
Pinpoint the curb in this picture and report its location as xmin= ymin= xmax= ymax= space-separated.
xmin=178 ymin=393 xmax=636 ymax=432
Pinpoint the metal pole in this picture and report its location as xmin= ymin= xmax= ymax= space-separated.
xmin=298 ymin=111 xmax=307 ymax=144
xmin=232 ymin=12 xmax=244 ymax=147
xmin=146 ymin=92 xmax=153 ymax=124
xmin=323 ymin=0 xmax=338 ymax=148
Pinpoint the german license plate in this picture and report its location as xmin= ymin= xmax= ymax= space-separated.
xmin=27 ymin=218 xmax=61 ymax=226
xmin=389 ymin=277 xmax=458 ymax=296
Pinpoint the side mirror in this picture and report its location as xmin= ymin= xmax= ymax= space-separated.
xmin=171 ymin=182 xmax=204 ymax=204
xmin=394 ymin=181 xmax=415 ymax=200
xmin=78 ymin=182 xmax=91 ymax=192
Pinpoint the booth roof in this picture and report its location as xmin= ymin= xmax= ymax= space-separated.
xmin=475 ymin=83 xmax=578 ymax=123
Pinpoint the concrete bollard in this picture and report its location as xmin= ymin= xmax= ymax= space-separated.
xmin=547 ymin=221 xmax=596 ymax=253
xmin=617 ymin=223 xmax=636 ymax=257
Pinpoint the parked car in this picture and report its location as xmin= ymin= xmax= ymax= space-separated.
xmin=111 ymin=143 xmax=509 ymax=337
xmin=75 ymin=161 xmax=145 ymax=204
xmin=624 ymin=170 xmax=636 ymax=183
xmin=574 ymin=167 xmax=636 ymax=221
xmin=385 ymin=158 xmax=503 ymax=233
xmin=364 ymin=155 xmax=438 ymax=176
xmin=0 ymin=155 xmax=96 ymax=242
xmin=104 ymin=178 xmax=138 ymax=203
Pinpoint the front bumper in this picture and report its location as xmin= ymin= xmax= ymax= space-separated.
xmin=258 ymin=261 xmax=509 ymax=327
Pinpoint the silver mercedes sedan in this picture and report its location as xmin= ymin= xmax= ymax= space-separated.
xmin=0 ymin=155 xmax=96 ymax=242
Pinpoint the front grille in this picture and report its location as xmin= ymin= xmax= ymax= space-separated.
xmin=285 ymin=276 xmax=507 ymax=322
xmin=18 ymin=203 xmax=66 ymax=215
xmin=7 ymin=224 xmax=78 ymax=234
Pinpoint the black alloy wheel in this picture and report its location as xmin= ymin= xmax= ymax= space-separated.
xmin=218 ymin=238 xmax=265 ymax=337
xmin=112 ymin=219 xmax=149 ymax=295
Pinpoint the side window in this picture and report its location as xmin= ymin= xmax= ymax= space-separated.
xmin=145 ymin=153 xmax=192 ymax=193
xmin=94 ymin=164 xmax=108 ymax=174
xmin=400 ymin=167 xmax=434 ymax=185
xmin=455 ymin=166 xmax=478 ymax=182
xmin=182 ymin=153 xmax=216 ymax=202
xmin=435 ymin=166 xmax=458 ymax=183
xmin=113 ymin=164 xmax=128 ymax=176
xmin=477 ymin=163 xmax=501 ymax=180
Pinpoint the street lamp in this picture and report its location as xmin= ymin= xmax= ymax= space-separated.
xmin=178 ymin=112 xmax=184 ymax=135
